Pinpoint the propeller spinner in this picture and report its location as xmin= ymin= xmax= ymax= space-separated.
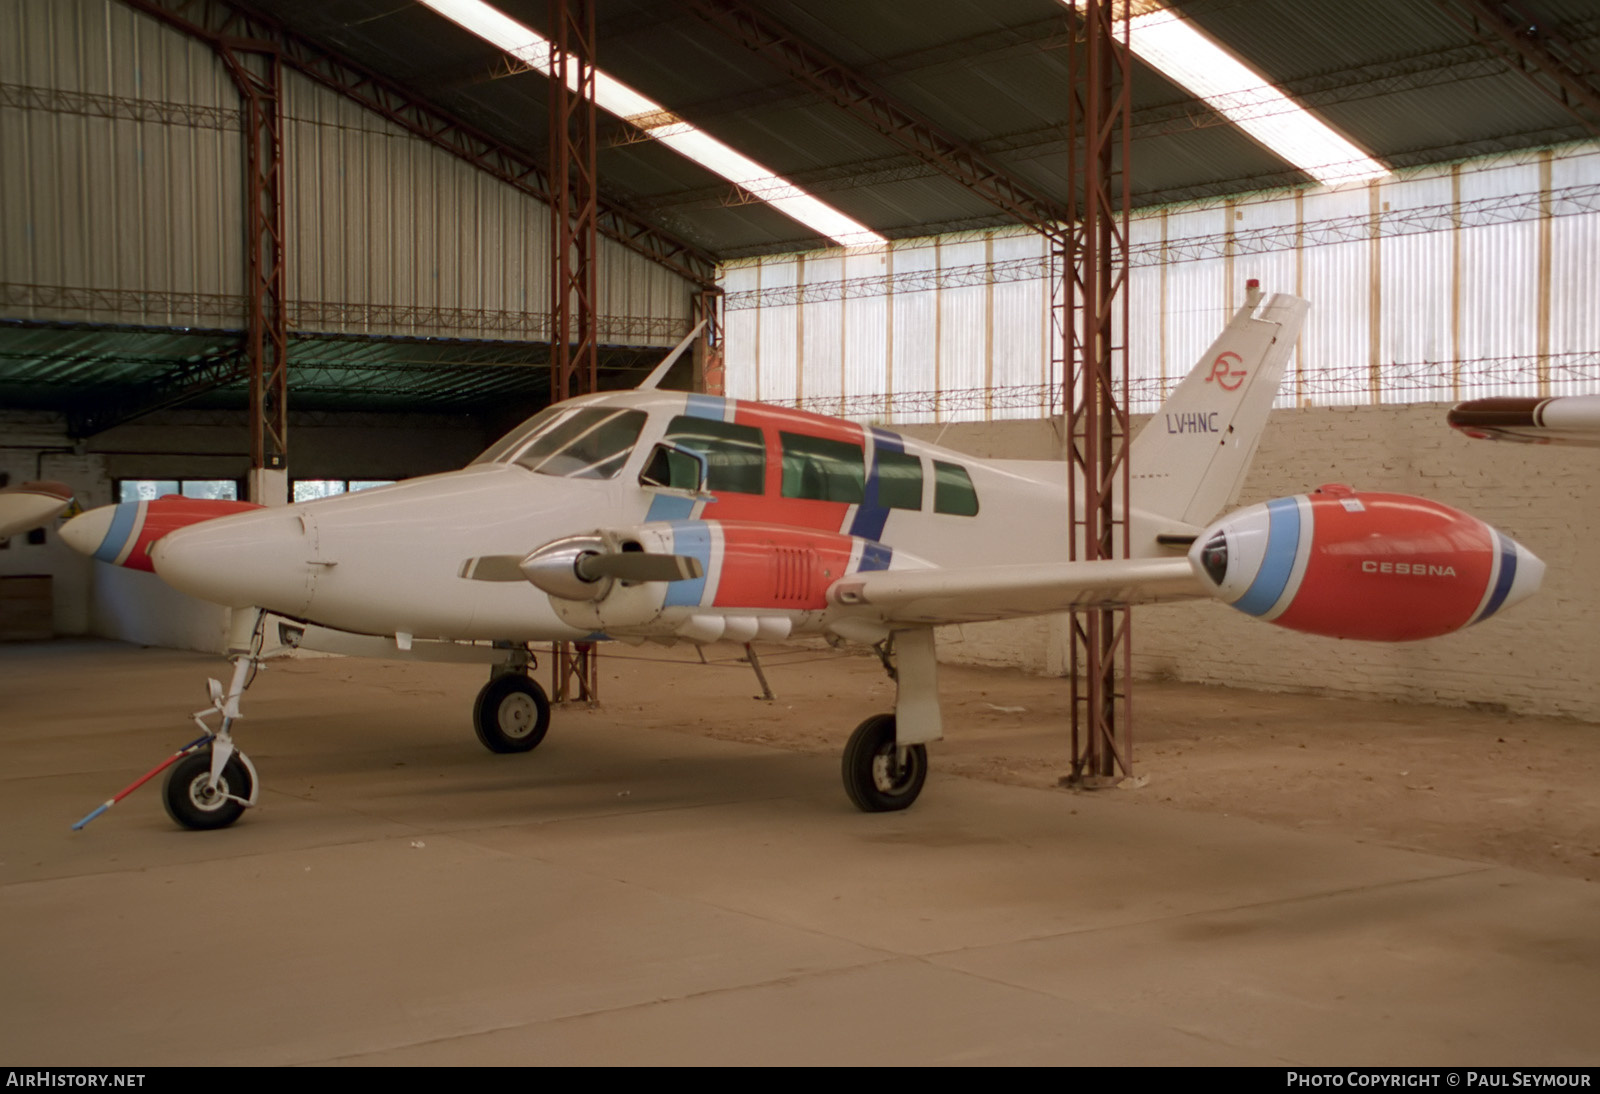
xmin=460 ymin=534 xmax=702 ymax=600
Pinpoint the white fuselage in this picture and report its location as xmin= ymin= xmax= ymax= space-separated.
xmin=147 ymin=390 xmax=1178 ymax=642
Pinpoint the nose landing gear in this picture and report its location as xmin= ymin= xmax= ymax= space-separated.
xmin=71 ymin=609 xmax=272 ymax=832
xmin=163 ymin=747 xmax=258 ymax=830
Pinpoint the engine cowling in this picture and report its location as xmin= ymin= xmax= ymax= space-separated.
xmin=1189 ymin=485 xmax=1543 ymax=641
xmin=523 ymin=520 xmax=909 ymax=643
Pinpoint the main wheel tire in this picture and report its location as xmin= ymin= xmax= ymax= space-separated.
xmin=841 ymin=713 xmax=927 ymax=813
xmin=473 ymin=674 xmax=551 ymax=753
xmin=163 ymin=749 xmax=253 ymax=830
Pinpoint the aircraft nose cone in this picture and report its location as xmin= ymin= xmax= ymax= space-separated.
xmin=151 ymin=509 xmax=316 ymax=613
xmin=60 ymin=506 xmax=117 ymax=558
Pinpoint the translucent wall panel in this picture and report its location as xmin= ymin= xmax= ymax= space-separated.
xmin=724 ymin=142 xmax=1600 ymax=423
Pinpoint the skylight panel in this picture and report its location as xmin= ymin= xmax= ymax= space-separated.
xmin=419 ymin=0 xmax=884 ymax=247
xmin=1064 ymin=2 xmax=1388 ymax=186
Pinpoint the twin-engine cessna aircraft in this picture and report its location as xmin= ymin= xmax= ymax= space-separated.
xmin=59 ymin=285 xmax=1543 ymax=829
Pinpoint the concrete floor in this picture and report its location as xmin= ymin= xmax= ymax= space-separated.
xmin=2 ymin=640 xmax=1597 ymax=1066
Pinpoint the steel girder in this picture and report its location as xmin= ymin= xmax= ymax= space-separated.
xmin=1430 ymin=0 xmax=1600 ymax=136
xmin=1059 ymin=0 xmax=1134 ymax=787
xmin=112 ymin=0 xmax=289 ymax=473
xmin=117 ymin=0 xmax=719 ymax=290
xmin=223 ymin=45 xmax=289 ymax=475
xmin=683 ymin=0 xmax=1073 ymax=241
xmin=548 ymin=0 xmax=600 ymax=403
xmin=66 ymin=350 xmax=245 ymax=438
xmin=692 ymin=289 xmax=725 ymax=395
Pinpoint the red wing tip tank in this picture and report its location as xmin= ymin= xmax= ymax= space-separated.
xmin=1190 ymin=484 xmax=1543 ymax=641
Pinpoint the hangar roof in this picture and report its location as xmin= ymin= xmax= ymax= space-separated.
xmin=251 ymin=0 xmax=1600 ymax=257
xmin=7 ymin=0 xmax=1600 ymax=430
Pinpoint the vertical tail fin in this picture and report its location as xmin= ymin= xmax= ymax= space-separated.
xmin=1130 ymin=287 xmax=1308 ymax=527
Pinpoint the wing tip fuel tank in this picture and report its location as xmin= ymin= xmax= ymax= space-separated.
xmin=1190 ymin=486 xmax=1542 ymax=641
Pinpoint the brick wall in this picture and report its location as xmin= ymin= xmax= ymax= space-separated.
xmin=913 ymin=404 xmax=1600 ymax=723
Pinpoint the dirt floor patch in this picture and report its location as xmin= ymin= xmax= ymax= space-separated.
xmin=599 ymin=642 xmax=1600 ymax=882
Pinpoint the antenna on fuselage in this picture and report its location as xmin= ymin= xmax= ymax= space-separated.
xmin=636 ymin=320 xmax=708 ymax=391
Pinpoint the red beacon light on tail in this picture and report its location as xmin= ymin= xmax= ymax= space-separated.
xmin=1190 ymin=485 xmax=1543 ymax=641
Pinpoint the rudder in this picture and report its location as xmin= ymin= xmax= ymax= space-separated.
xmin=1129 ymin=287 xmax=1308 ymax=528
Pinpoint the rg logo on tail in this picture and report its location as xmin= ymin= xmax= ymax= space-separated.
xmin=1207 ymin=351 xmax=1247 ymax=391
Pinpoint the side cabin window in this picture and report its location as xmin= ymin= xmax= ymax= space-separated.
xmin=662 ymin=416 xmax=765 ymax=494
xmin=780 ymin=432 xmax=864 ymax=504
xmin=514 ymin=408 xmax=647 ymax=480
xmin=932 ymin=460 xmax=979 ymax=516
xmin=874 ymin=450 xmax=923 ymax=510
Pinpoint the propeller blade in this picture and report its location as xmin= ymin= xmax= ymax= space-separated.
xmin=577 ymin=552 xmax=703 ymax=583
xmin=459 ymin=555 xmax=529 ymax=582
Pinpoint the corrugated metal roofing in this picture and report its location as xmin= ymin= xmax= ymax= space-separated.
xmin=5 ymin=0 xmax=1599 ymax=421
xmin=229 ymin=0 xmax=1600 ymax=256
xmin=0 ymin=321 xmax=666 ymax=423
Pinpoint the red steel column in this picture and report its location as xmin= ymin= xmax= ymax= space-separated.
xmin=692 ymin=289 xmax=725 ymax=395
xmin=1062 ymin=0 xmax=1133 ymax=786
xmin=218 ymin=45 xmax=288 ymax=497
xmin=548 ymin=0 xmax=599 ymax=405
xmin=548 ymin=0 xmax=600 ymax=702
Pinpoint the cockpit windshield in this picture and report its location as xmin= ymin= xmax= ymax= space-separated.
xmin=472 ymin=406 xmax=647 ymax=480
xmin=471 ymin=406 xmax=564 ymax=466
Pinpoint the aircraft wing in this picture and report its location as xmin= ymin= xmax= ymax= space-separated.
xmin=1448 ymin=395 xmax=1600 ymax=448
xmin=828 ymin=556 xmax=1207 ymax=626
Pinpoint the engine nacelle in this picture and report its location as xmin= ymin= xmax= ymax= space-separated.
xmin=531 ymin=521 xmax=909 ymax=643
xmin=1190 ymin=485 xmax=1543 ymax=641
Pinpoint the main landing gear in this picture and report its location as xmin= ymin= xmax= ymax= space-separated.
xmin=842 ymin=713 xmax=927 ymax=812
xmin=839 ymin=628 xmax=942 ymax=813
xmin=473 ymin=670 xmax=551 ymax=753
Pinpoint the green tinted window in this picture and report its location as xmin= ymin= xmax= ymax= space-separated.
xmin=663 ymin=416 xmax=766 ymax=494
xmin=875 ymin=450 xmax=922 ymax=510
xmin=933 ymin=460 xmax=979 ymax=516
xmin=780 ymin=432 xmax=865 ymax=503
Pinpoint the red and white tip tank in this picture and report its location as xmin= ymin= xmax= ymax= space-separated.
xmin=1189 ymin=485 xmax=1543 ymax=642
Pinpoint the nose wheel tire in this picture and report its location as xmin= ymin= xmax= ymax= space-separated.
xmin=842 ymin=713 xmax=927 ymax=813
xmin=163 ymin=749 xmax=254 ymax=830
xmin=473 ymin=674 xmax=551 ymax=753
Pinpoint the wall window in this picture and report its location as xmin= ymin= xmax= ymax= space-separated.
xmin=118 ymin=480 xmax=239 ymax=502
xmin=293 ymin=480 xmax=395 ymax=503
